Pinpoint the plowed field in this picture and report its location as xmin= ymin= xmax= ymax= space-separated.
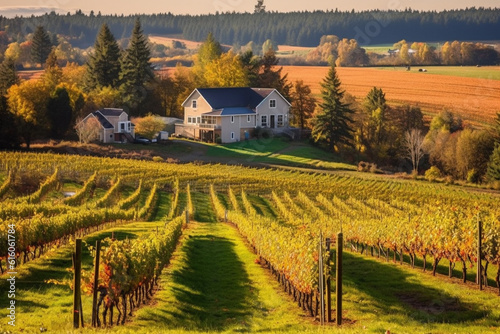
xmin=282 ymin=66 xmax=500 ymax=125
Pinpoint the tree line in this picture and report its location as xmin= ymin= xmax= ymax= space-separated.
xmin=1 ymin=27 xmax=499 ymax=185
xmin=1 ymin=7 xmax=499 ymax=48
xmin=0 ymin=19 xmax=153 ymax=148
xmin=307 ymin=64 xmax=500 ymax=185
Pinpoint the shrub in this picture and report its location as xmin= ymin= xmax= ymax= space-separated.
xmin=253 ymin=126 xmax=272 ymax=139
xmin=357 ymin=161 xmax=378 ymax=173
xmin=152 ymin=156 xmax=164 ymax=162
xmin=425 ymin=166 xmax=441 ymax=182
xmin=467 ymin=169 xmax=480 ymax=183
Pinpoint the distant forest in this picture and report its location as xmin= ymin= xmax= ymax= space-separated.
xmin=1 ymin=7 xmax=499 ymax=48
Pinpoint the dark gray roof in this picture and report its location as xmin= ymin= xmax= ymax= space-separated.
xmin=204 ymin=107 xmax=257 ymax=116
xmin=92 ymin=112 xmax=114 ymax=129
xmin=98 ymin=108 xmax=125 ymax=117
xmin=251 ymin=88 xmax=274 ymax=98
xmin=197 ymin=87 xmax=273 ymax=109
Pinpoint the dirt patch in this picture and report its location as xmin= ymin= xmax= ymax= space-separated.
xmin=396 ymin=291 xmax=463 ymax=315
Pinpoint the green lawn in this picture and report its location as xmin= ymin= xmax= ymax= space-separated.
xmin=376 ymin=65 xmax=500 ymax=80
xmin=207 ymin=137 xmax=356 ymax=171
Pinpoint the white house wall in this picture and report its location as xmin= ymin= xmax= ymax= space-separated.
xmin=183 ymin=91 xmax=212 ymax=124
xmin=256 ymin=90 xmax=290 ymax=128
xmin=103 ymin=128 xmax=114 ymax=143
xmin=220 ymin=116 xmax=241 ymax=142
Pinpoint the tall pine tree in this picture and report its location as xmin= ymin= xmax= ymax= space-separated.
xmin=31 ymin=26 xmax=52 ymax=66
xmin=0 ymin=57 xmax=20 ymax=148
xmin=257 ymin=51 xmax=292 ymax=101
xmin=120 ymin=18 xmax=153 ymax=113
xmin=312 ymin=64 xmax=354 ymax=152
xmin=0 ymin=57 xmax=19 ymax=96
xmin=193 ymin=32 xmax=223 ymax=86
xmin=85 ymin=24 xmax=122 ymax=90
xmin=47 ymin=87 xmax=73 ymax=139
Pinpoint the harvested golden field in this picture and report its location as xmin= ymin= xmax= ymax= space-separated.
xmin=149 ymin=35 xmax=202 ymax=50
xmin=282 ymin=66 xmax=500 ymax=125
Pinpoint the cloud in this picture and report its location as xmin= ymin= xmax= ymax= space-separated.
xmin=0 ymin=6 xmax=67 ymax=18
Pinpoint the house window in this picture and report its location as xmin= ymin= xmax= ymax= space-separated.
xmin=120 ymin=123 xmax=125 ymax=131
xmin=261 ymin=115 xmax=267 ymax=127
xmin=247 ymin=115 xmax=251 ymax=122
xmin=231 ymin=116 xmax=234 ymax=123
xmin=110 ymin=134 xmax=113 ymax=138
xmin=127 ymin=122 xmax=131 ymax=132
xmin=270 ymin=99 xmax=276 ymax=108
xmin=197 ymin=116 xmax=201 ymax=124
xmin=231 ymin=132 xmax=235 ymax=139
xmin=187 ymin=117 xmax=192 ymax=123
xmin=277 ymin=115 xmax=284 ymax=127
xmin=192 ymin=100 xmax=197 ymax=109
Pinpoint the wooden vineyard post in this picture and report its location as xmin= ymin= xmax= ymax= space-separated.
xmin=73 ymin=239 xmax=82 ymax=329
xmin=186 ymin=209 xmax=189 ymax=224
xmin=336 ymin=232 xmax=343 ymax=326
xmin=477 ymin=215 xmax=483 ymax=290
xmin=92 ymin=240 xmax=101 ymax=327
xmin=326 ymin=237 xmax=332 ymax=322
xmin=225 ymin=210 xmax=228 ymax=223
xmin=318 ymin=231 xmax=325 ymax=325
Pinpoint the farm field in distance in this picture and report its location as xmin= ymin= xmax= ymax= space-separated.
xmin=282 ymin=65 xmax=500 ymax=125
xmin=0 ymin=152 xmax=499 ymax=333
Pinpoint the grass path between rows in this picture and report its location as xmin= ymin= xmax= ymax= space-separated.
xmin=125 ymin=219 xmax=316 ymax=333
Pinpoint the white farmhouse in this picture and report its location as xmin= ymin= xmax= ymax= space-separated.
xmin=175 ymin=87 xmax=291 ymax=143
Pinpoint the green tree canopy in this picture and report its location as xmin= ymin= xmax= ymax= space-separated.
xmin=256 ymin=51 xmax=292 ymax=101
xmin=290 ymin=80 xmax=316 ymax=130
xmin=85 ymin=23 xmax=122 ymax=90
xmin=487 ymin=144 xmax=500 ymax=181
xmin=31 ymin=26 xmax=52 ymax=66
xmin=0 ymin=57 xmax=19 ymax=96
xmin=120 ymin=18 xmax=154 ymax=112
xmin=47 ymin=87 xmax=73 ymax=139
xmin=312 ymin=64 xmax=354 ymax=152
xmin=204 ymin=51 xmax=249 ymax=88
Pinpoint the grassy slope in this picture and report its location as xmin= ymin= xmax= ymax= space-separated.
xmin=206 ymin=137 xmax=356 ymax=171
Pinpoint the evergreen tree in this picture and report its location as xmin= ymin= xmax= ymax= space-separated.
xmin=197 ymin=32 xmax=222 ymax=69
xmin=362 ymin=87 xmax=388 ymax=151
xmin=290 ymin=80 xmax=316 ymax=129
xmin=0 ymin=57 xmax=19 ymax=96
xmin=240 ymin=51 xmax=260 ymax=87
xmin=85 ymin=23 xmax=122 ymax=90
xmin=47 ymin=87 xmax=73 ymax=139
xmin=193 ymin=32 xmax=223 ymax=86
xmin=42 ymin=48 xmax=62 ymax=90
xmin=0 ymin=95 xmax=20 ymax=149
xmin=257 ymin=51 xmax=292 ymax=100
xmin=312 ymin=64 xmax=354 ymax=152
xmin=487 ymin=144 xmax=500 ymax=181
xmin=493 ymin=112 xmax=500 ymax=144
xmin=120 ymin=18 xmax=154 ymax=112
xmin=31 ymin=26 xmax=52 ymax=66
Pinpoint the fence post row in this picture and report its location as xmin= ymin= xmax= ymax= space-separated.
xmin=73 ymin=239 xmax=82 ymax=329
xmin=326 ymin=237 xmax=332 ymax=322
xmin=477 ymin=215 xmax=482 ymax=290
xmin=336 ymin=232 xmax=343 ymax=326
xmin=92 ymin=240 xmax=101 ymax=327
xmin=318 ymin=231 xmax=325 ymax=325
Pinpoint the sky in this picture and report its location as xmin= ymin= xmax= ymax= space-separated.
xmin=0 ymin=0 xmax=498 ymax=17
